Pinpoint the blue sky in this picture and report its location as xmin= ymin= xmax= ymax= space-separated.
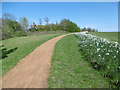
xmin=2 ymin=2 xmax=118 ymax=32
xmin=2 ymin=0 xmax=120 ymax=2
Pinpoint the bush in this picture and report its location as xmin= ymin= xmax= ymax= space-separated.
xmin=16 ymin=31 xmax=27 ymax=37
xmin=0 ymin=44 xmax=18 ymax=59
xmin=3 ymin=19 xmax=22 ymax=32
xmin=11 ymin=31 xmax=27 ymax=37
xmin=0 ymin=45 xmax=7 ymax=59
xmin=2 ymin=18 xmax=27 ymax=40
xmin=44 ymin=25 xmax=50 ymax=31
xmin=2 ymin=31 xmax=12 ymax=40
xmin=28 ymin=19 xmax=81 ymax=32
xmin=75 ymin=32 xmax=120 ymax=88
xmin=2 ymin=30 xmax=27 ymax=40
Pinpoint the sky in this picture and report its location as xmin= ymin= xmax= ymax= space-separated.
xmin=2 ymin=2 xmax=118 ymax=32
xmin=2 ymin=0 xmax=120 ymax=2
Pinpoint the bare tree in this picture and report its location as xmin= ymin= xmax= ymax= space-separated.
xmin=39 ymin=19 xmax=42 ymax=25
xmin=3 ymin=13 xmax=16 ymax=21
xmin=44 ymin=17 xmax=49 ymax=25
xmin=20 ymin=17 xmax=28 ymax=30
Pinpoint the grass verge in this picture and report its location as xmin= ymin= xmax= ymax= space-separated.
xmin=1 ymin=33 xmax=66 ymax=74
xmin=48 ymin=35 xmax=109 ymax=88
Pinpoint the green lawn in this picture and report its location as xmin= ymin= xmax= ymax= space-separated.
xmin=1 ymin=33 xmax=65 ymax=74
xmin=88 ymin=32 xmax=119 ymax=42
xmin=48 ymin=35 xmax=110 ymax=88
xmin=26 ymin=30 xmax=67 ymax=36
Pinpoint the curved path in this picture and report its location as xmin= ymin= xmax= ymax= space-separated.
xmin=3 ymin=33 xmax=72 ymax=88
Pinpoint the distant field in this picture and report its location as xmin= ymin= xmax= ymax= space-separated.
xmin=1 ymin=33 xmax=65 ymax=74
xmin=88 ymin=32 xmax=119 ymax=42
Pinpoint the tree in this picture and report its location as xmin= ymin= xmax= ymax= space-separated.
xmin=87 ymin=27 xmax=92 ymax=32
xmin=3 ymin=19 xmax=22 ymax=32
xmin=60 ymin=19 xmax=80 ymax=32
xmin=2 ymin=19 xmax=26 ymax=40
xmin=29 ymin=22 xmax=36 ymax=31
xmin=10 ymin=21 xmax=22 ymax=31
xmin=39 ymin=19 xmax=42 ymax=25
xmin=81 ymin=27 xmax=98 ymax=32
xmin=44 ymin=17 xmax=49 ymax=25
xmin=20 ymin=17 xmax=28 ymax=30
xmin=3 ymin=13 xmax=16 ymax=21
xmin=44 ymin=24 xmax=50 ymax=31
xmin=60 ymin=19 xmax=69 ymax=31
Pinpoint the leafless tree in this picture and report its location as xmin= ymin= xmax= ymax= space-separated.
xmin=3 ymin=13 xmax=16 ymax=21
xmin=20 ymin=17 xmax=28 ymax=30
xmin=39 ymin=19 xmax=42 ymax=25
xmin=44 ymin=17 xmax=49 ymax=25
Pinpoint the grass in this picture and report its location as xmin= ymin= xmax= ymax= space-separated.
xmin=48 ymin=35 xmax=110 ymax=88
xmin=88 ymin=32 xmax=119 ymax=42
xmin=26 ymin=30 xmax=67 ymax=36
xmin=1 ymin=33 xmax=66 ymax=74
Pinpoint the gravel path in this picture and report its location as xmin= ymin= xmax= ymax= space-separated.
xmin=2 ymin=33 xmax=72 ymax=88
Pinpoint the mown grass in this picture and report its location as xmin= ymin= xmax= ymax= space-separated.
xmin=1 ymin=33 xmax=66 ymax=74
xmin=88 ymin=32 xmax=119 ymax=42
xmin=48 ymin=35 xmax=110 ymax=88
xmin=26 ymin=30 xmax=67 ymax=36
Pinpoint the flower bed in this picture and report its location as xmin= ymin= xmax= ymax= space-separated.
xmin=75 ymin=32 xmax=120 ymax=87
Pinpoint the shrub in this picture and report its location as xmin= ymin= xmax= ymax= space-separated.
xmin=2 ymin=18 xmax=27 ymax=40
xmin=2 ymin=30 xmax=27 ymax=40
xmin=2 ymin=31 xmax=12 ymax=40
xmin=0 ymin=45 xmax=7 ymax=59
xmin=0 ymin=45 xmax=18 ymax=59
xmin=11 ymin=31 xmax=27 ymax=37
xmin=75 ymin=32 xmax=120 ymax=87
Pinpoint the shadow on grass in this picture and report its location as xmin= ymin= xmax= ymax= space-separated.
xmin=0 ymin=45 xmax=18 ymax=59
